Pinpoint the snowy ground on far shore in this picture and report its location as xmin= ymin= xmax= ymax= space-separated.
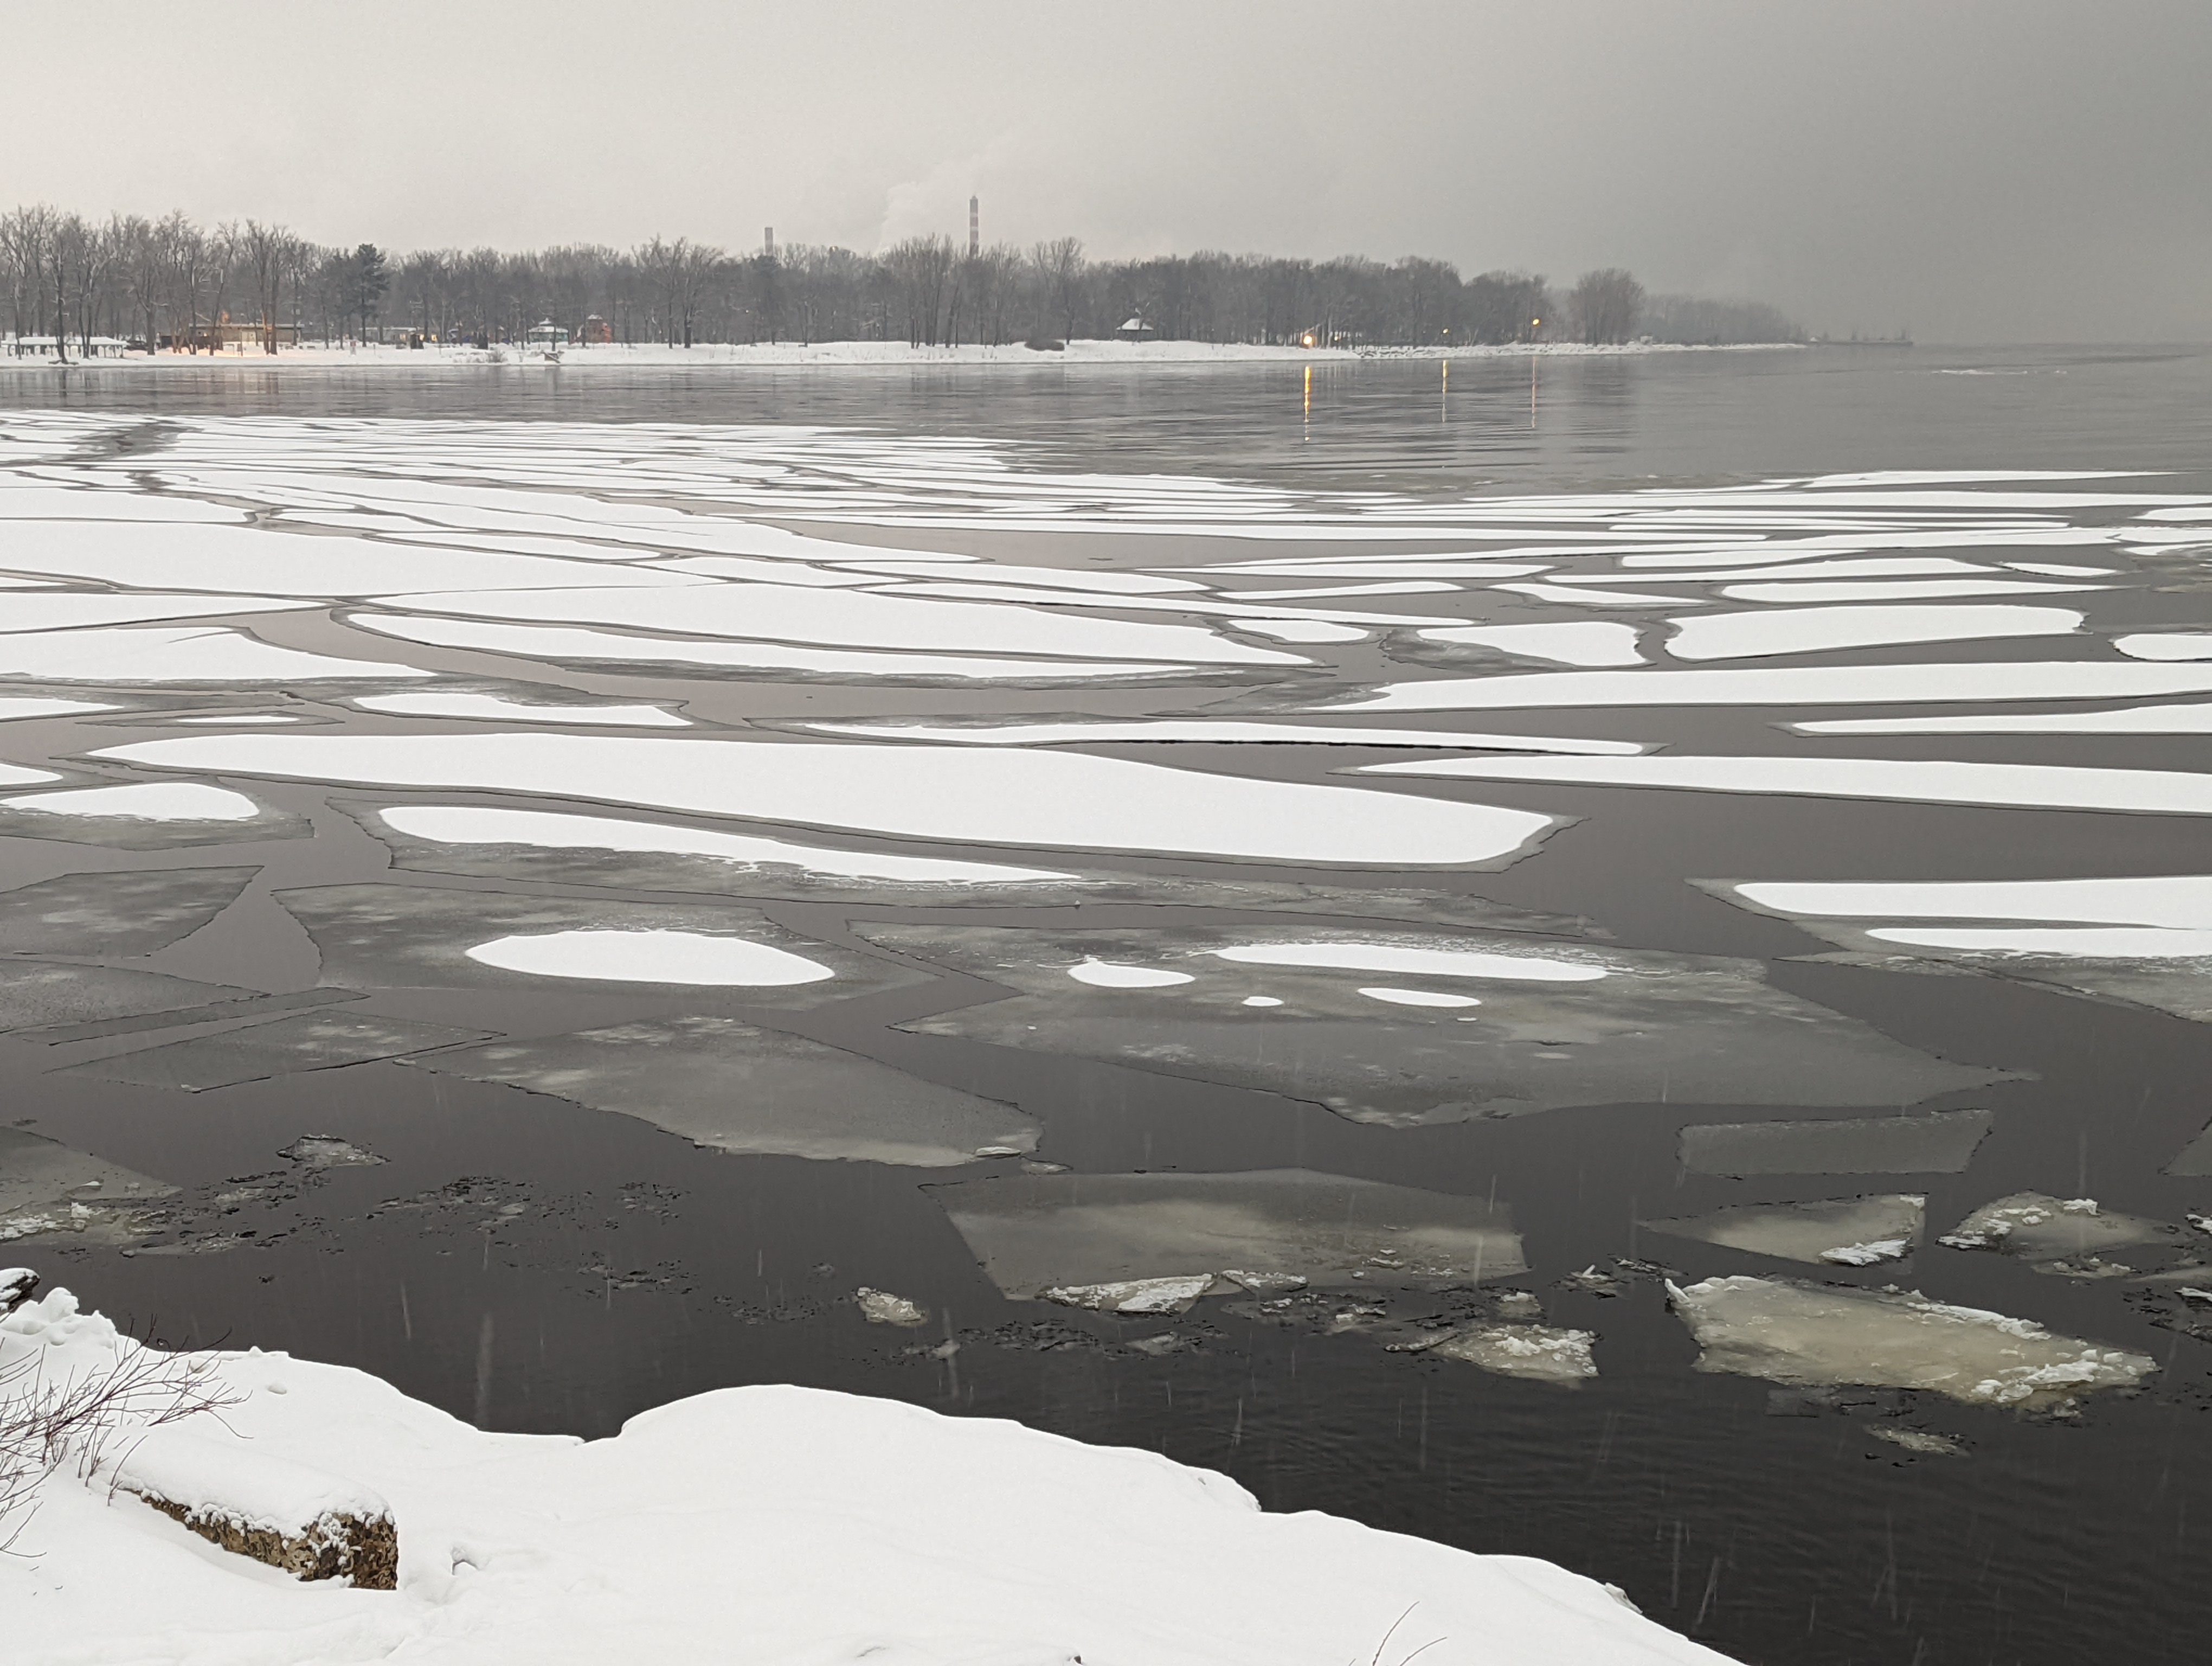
xmin=1 ymin=1284 xmax=1724 ymax=1666
xmin=0 ymin=337 xmax=1807 ymax=372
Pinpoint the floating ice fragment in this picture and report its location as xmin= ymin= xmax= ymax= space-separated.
xmin=279 ymin=1136 xmax=384 ymax=1169
xmin=0 ymin=593 xmax=310 ymax=633
xmin=66 ymin=1010 xmax=493 ymax=1093
xmin=1413 ymin=1323 xmax=1598 ymax=1385
xmin=1340 ymin=661 xmax=2212 ymax=713
xmin=1680 ymin=1111 xmax=1993 ymax=1176
xmin=1240 ymin=995 xmax=1284 ymax=1008
xmin=1040 ymin=1276 xmax=1217 ymax=1315
xmin=1718 ymin=579 xmax=2099 ymax=603
xmin=0 ymin=696 xmax=116 ymax=721
xmin=1233 ymin=618 xmax=1367 ymax=643
xmin=1666 ymin=1275 xmax=2156 ymax=1408
xmin=411 ymin=1016 xmax=1036 ymax=1168
xmin=101 ymin=734 xmax=1560 ymax=868
xmin=356 ymin=691 xmax=690 ymax=727
xmin=1666 ymin=605 xmax=2081 ymax=663
xmin=1068 ymin=960 xmax=1194 ymax=989
xmin=3 ymin=783 xmax=260 ymax=822
xmin=1643 ymin=1195 xmax=1924 ymax=1265
xmin=0 ymin=1125 xmax=177 ymax=1228
xmin=928 ymin=1169 xmax=1525 ymax=1298
xmin=1938 ymin=1193 xmax=2178 ymax=1268
xmin=466 ymin=930 xmax=836 ymax=987
xmin=2115 ymin=633 xmax=2212 ymax=661
xmin=1210 ymin=941 xmax=1606 ymax=982
xmin=1359 ymin=987 xmax=1482 ymax=1008
xmin=1415 ymin=623 xmax=1644 ymax=667
xmin=1363 ymin=753 xmax=2212 ymax=816
xmin=856 ymin=1288 xmax=930 ymax=1327
xmin=1791 ymin=703 xmax=2212 ymax=735
xmin=0 ymin=626 xmax=428 ymax=684
xmin=806 ymin=717 xmax=1645 ymax=755
xmin=0 ymin=866 xmax=256 ymax=956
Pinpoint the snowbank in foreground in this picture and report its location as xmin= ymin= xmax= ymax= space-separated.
xmin=3 ymin=337 xmax=1804 ymax=372
xmin=2 ymin=1286 xmax=1725 ymax=1665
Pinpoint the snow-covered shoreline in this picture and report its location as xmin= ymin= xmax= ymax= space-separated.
xmin=2 ymin=1283 xmax=1725 ymax=1665
xmin=0 ymin=337 xmax=1808 ymax=373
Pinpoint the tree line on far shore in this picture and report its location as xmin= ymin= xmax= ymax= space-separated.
xmin=0 ymin=204 xmax=1803 ymax=355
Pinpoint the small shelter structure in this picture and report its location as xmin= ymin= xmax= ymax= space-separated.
xmin=526 ymin=319 xmax=571 ymax=351
xmin=1115 ymin=316 xmax=1155 ymax=342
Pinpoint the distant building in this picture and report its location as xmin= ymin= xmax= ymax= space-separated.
xmin=526 ymin=319 xmax=571 ymax=351
xmin=580 ymin=314 xmax=613 ymax=344
xmin=1115 ymin=316 xmax=1154 ymax=341
xmin=169 ymin=320 xmax=300 ymax=352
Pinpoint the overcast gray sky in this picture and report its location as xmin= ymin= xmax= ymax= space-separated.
xmin=10 ymin=1 xmax=2208 ymax=341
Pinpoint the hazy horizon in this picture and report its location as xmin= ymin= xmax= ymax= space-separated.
xmin=8 ymin=0 xmax=2208 ymax=344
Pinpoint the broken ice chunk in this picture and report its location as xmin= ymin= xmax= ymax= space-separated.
xmin=1667 ymin=1274 xmax=2156 ymax=1409
xmin=278 ymin=1136 xmax=384 ymax=1169
xmin=65 ymin=1010 xmax=492 ymax=1093
xmin=856 ymin=1288 xmax=930 ymax=1326
xmin=1869 ymin=1426 xmax=1966 ymax=1456
xmin=409 ymin=1016 xmax=1037 ymax=1168
xmin=927 ymin=1168 xmax=1525 ymax=1299
xmin=1416 ymin=1323 xmax=1598 ymax=1385
xmin=1938 ymin=1193 xmax=2180 ymax=1270
xmin=1039 ymin=1276 xmax=1217 ymax=1315
xmin=1680 ymin=1110 xmax=1993 ymax=1176
xmin=1358 ymin=986 xmax=1482 ymax=1008
xmin=1643 ymin=1195 xmax=1924 ymax=1266
xmin=0 ymin=866 xmax=256 ymax=956
xmin=0 ymin=1124 xmax=176 ymax=1245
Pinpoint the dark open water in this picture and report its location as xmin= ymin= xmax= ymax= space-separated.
xmin=4 ymin=343 xmax=2210 ymax=1664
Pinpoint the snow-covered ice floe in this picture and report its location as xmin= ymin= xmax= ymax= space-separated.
xmin=1339 ymin=661 xmax=2212 ymax=712
xmin=806 ymin=716 xmax=1647 ymax=754
xmin=0 ymin=1284 xmax=1728 ymax=1665
xmin=411 ymin=1016 xmax=1037 ymax=1167
xmin=1790 ymin=702 xmax=2212 ymax=735
xmin=465 ymin=930 xmax=836 ymax=986
xmin=1662 ymin=604 xmax=2082 ymax=662
xmin=0 ymin=1125 xmax=176 ymax=1245
xmin=865 ymin=922 xmax=2008 ymax=1125
xmin=1643 ymin=1195 xmax=1925 ymax=1266
xmin=355 ymin=690 xmax=690 ymax=726
xmin=1937 ymin=1193 xmax=2183 ymax=1274
xmin=927 ymin=1168 xmax=1527 ymax=1297
xmin=0 ymin=625 xmax=429 ymax=684
xmin=1403 ymin=1323 xmax=1600 ymax=1385
xmin=65 ymin=1009 xmax=492 ymax=1094
xmin=1666 ymin=1275 xmax=2156 ymax=1409
xmin=98 ymin=733 xmax=1561 ymax=867
xmin=2 ymin=781 xmax=260 ymax=822
xmin=1708 ymin=875 xmax=2212 ymax=1024
xmin=1363 ymin=754 xmax=2212 ymax=816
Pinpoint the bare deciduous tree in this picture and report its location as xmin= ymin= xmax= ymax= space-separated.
xmin=1569 ymin=267 xmax=1645 ymax=345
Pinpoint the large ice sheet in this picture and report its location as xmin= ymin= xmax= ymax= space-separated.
xmin=101 ymin=734 xmax=1561 ymax=867
xmin=0 ymin=594 xmax=308 ymax=632
xmin=1667 ymin=1276 xmax=2155 ymax=1408
xmin=355 ymin=691 xmax=690 ymax=726
xmin=1341 ymin=662 xmax=2212 ymax=712
xmin=374 ymin=583 xmax=1307 ymax=665
xmin=349 ymin=612 xmax=1192 ymax=681
xmin=273 ymin=882 xmax=914 ymax=1001
xmin=1680 ymin=1111 xmax=1994 ymax=1176
xmin=806 ymin=718 xmax=1646 ymax=755
xmin=1665 ymin=605 xmax=2081 ymax=662
xmin=860 ymin=922 xmax=2007 ymax=1125
xmin=66 ymin=1009 xmax=493 ymax=1092
xmin=411 ymin=1017 xmax=1036 ymax=1167
xmin=0 ymin=520 xmax=712 ymax=596
xmin=1643 ymin=1195 xmax=1925 ymax=1265
xmin=0 ymin=866 xmax=256 ymax=954
xmin=927 ymin=1169 xmax=1526 ymax=1296
xmin=1362 ymin=754 xmax=2212 ymax=815
xmin=0 ymin=625 xmax=429 ymax=683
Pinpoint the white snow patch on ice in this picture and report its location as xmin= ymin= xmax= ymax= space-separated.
xmin=3 ymin=782 xmax=260 ymax=821
xmin=1358 ymin=986 xmax=1484 ymax=1008
xmin=1211 ymin=941 xmax=1606 ymax=982
xmin=1068 ymin=959 xmax=1195 ymax=988
xmin=2117 ymin=633 xmax=2212 ymax=661
xmin=1365 ymin=754 xmax=2212 ymax=816
xmin=1792 ymin=703 xmax=2212 ymax=735
xmin=356 ymin=691 xmax=690 ymax=726
xmin=807 ymin=719 xmax=1645 ymax=754
xmin=465 ymin=930 xmax=837 ymax=986
xmin=0 ymin=593 xmax=310 ymax=633
xmin=1342 ymin=661 xmax=2212 ymax=712
xmin=1731 ymin=875 xmax=2212 ymax=930
xmin=0 ymin=626 xmax=430 ymax=684
xmin=100 ymin=733 xmax=1560 ymax=867
xmin=1718 ymin=578 xmax=2100 ymax=603
xmin=0 ymin=696 xmax=114 ymax=721
xmin=1666 ymin=605 xmax=2082 ymax=662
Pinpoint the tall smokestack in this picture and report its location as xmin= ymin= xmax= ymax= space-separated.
xmin=969 ymin=197 xmax=979 ymax=258
xmin=763 ymin=227 xmax=775 ymax=258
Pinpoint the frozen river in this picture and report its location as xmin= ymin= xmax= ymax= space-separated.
xmin=2 ymin=344 xmax=2210 ymax=1663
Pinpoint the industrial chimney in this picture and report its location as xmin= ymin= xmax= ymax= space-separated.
xmin=763 ymin=227 xmax=775 ymax=258
xmin=968 ymin=197 xmax=979 ymax=259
